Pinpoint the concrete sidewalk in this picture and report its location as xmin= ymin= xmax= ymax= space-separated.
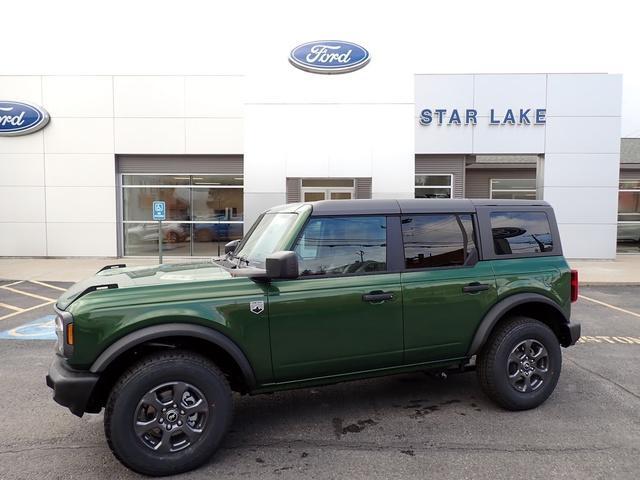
xmin=0 ymin=255 xmax=639 ymax=284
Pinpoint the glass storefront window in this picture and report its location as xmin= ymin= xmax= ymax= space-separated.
xmin=121 ymin=175 xmax=243 ymax=256
xmin=617 ymin=179 xmax=640 ymax=253
xmin=490 ymin=179 xmax=536 ymax=200
xmin=415 ymin=175 xmax=453 ymax=199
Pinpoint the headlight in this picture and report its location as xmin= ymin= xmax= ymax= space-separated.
xmin=54 ymin=315 xmax=64 ymax=355
xmin=54 ymin=307 xmax=74 ymax=358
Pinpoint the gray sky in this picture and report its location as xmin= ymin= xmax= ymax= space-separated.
xmin=5 ymin=0 xmax=639 ymax=136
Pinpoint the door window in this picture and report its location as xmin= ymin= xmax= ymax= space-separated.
xmin=294 ymin=216 xmax=387 ymax=276
xmin=401 ymin=214 xmax=476 ymax=269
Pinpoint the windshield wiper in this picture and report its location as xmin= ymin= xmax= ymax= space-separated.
xmin=236 ymin=255 xmax=250 ymax=267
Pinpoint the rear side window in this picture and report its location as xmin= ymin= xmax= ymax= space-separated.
xmin=490 ymin=211 xmax=553 ymax=255
xmin=401 ymin=214 xmax=477 ymax=269
xmin=294 ymin=216 xmax=387 ymax=276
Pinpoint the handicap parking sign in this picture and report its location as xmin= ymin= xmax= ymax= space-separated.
xmin=152 ymin=201 xmax=166 ymax=221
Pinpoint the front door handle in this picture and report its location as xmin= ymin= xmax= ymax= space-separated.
xmin=362 ymin=291 xmax=394 ymax=303
xmin=462 ymin=282 xmax=490 ymax=294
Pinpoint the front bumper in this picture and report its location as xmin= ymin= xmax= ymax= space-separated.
xmin=567 ymin=323 xmax=581 ymax=346
xmin=45 ymin=356 xmax=99 ymax=417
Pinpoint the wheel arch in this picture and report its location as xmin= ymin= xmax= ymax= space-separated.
xmin=467 ymin=293 xmax=572 ymax=356
xmin=85 ymin=323 xmax=257 ymax=413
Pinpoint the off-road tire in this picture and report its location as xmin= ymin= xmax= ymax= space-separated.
xmin=104 ymin=350 xmax=233 ymax=476
xmin=477 ymin=316 xmax=561 ymax=410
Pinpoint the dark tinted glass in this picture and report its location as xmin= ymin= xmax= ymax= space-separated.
xmin=401 ymin=214 xmax=476 ymax=269
xmin=294 ymin=216 xmax=387 ymax=276
xmin=490 ymin=211 xmax=553 ymax=255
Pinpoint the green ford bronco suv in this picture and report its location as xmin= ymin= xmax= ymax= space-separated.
xmin=47 ymin=199 xmax=580 ymax=475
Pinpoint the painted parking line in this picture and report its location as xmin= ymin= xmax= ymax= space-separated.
xmin=0 ymin=302 xmax=24 ymax=312
xmin=0 ymin=301 xmax=55 ymax=322
xmin=30 ymin=280 xmax=68 ymax=292
xmin=0 ymin=315 xmax=56 ymax=340
xmin=577 ymin=335 xmax=640 ymax=345
xmin=578 ymin=294 xmax=640 ymax=319
xmin=0 ymin=285 xmax=56 ymax=303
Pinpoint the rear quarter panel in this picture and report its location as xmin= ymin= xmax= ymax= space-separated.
xmin=489 ymin=256 xmax=572 ymax=318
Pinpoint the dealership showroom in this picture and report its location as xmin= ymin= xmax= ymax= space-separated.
xmin=0 ymin=66 xmax=636 ymax=260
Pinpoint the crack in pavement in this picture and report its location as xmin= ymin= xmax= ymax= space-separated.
xmin=566 ymin=357 xmax=640 ymax=402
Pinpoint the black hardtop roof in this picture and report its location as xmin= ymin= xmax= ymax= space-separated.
xmin=302 ymin=198 xmax=551 ymax=216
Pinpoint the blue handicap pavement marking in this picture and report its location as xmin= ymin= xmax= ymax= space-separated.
xmin=0 ymin=315 xmax=57 ymax=340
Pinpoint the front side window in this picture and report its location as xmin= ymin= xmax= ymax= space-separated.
xmin=401 ymin=214 xmax=476 ymax=269
xmin=490 ymin=178 xmax=536 ymax=200
xmin=294 ymin=216 xmax=387 ymax=276
xmin=490 ymin=211 xmax=553 ymax=255
xmin=415 ymin=175 xmax=453 ymax=199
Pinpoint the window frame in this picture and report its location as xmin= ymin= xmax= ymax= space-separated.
xmin=475 ymin=206 xmax=562 ymax=260
xmin=398 ymin=213 xmax=480 ymax=272
xmin=287 ymin=214 xmax=398 ymax=280
xmin=414 ymin=174 xmax=454 ymax=199
xmin=489 ymin=178 xmax=537 ymax=200
xmin=618 ymin=179 xmax=640 ymax=224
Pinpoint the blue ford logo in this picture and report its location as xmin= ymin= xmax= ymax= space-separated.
xmin=289 ymin=40 xmax=370 ymax=74
xmin=0 ymin=101 xmax=50 ymax=136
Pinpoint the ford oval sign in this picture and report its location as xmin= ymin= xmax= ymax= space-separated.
xmin=289 ymin=40 xmax=370 ymax=74
xmin=0 ymin=101 xmax=50 ymax=136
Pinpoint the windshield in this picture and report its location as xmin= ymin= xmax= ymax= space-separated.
xmin=234 ymin=213 xmax=299 ymax=266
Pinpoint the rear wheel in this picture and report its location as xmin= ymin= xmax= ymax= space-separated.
xmin=477 ymin=316 xmax=561 ymax=410
xmin=104 ymin=351 xmax=233 ymax=476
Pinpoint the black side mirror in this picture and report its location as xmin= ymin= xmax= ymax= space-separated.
xmin=225 ymin=239 xmax=241 ymax=254
xmin=265 ymin=251 xmax=299 ymax=279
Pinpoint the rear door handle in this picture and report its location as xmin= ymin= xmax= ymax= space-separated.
xmin=362 ymin=291 xmax=394 ymax=303
xmin=462 ymin=282 xmax=490 ymax=293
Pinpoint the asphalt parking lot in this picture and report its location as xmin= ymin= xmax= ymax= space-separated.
xmin=0 ymin=282 xmax=639 ymax=479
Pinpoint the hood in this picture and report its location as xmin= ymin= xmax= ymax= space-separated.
xmin=57 ymin=262 xmax=232 ymax=310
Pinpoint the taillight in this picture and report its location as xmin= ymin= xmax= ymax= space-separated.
xmin=570 ymin=269 xmax=579 ymax=303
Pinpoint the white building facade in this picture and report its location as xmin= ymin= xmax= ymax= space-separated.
xmin=0 ymin=44 xmax=629 ymax=259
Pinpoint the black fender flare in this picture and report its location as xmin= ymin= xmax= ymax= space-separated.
xmin=89 ymin=323 xmax=256 ymax=390
xmin=466 ymin=293 xmax=569 ymax=356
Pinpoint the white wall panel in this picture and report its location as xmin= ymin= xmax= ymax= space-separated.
xmin=542 ymin=154 xmax=619 ymax=188
xmin=547 ymin=74 xmax=622 ymax=117
xmin=415 ymin=124 xmax=473 ymax=154
xmin=414 ymin=75 xmax=474 ymax=117
xmin=45 ymin=187 xmax=116 ymax=223
xmin=474 ymin=74 xmax=547 ymax=113
xmin=185 ymin=118 xmax=243 ymax=154
xmin=472 ymin=122 xmax=545 ymax=154
xmin=43 ymin=76 xmax=113 ymax=117
xmin=44 ymin=118 xmax=114 ymax=154
xmin=185 ymin=76 xmax=244 ymax=118
xmin=557 ymin=223 xmax=618 ymax=259
xmin=0 ymin=154 xmax=44 ymax=186
xmin=45 ymin=154 xmax=115 ymax=186
xmin=544 ymin=186 xmax=619 ymax=224
xmin=114 ymin=76 xmax=184 ymax=117
xmin=0 ymin=76 xmax=42 ymax=103
xmin=0 ymin=131 xmax=44 ymax=154
xmin=0 ymin=223 xmax=46 ymax=256
xmin=114 ymin=118 xmax=185 ymax=154
xmin=47 ymin=222 xmax=117 ymax=256
xmin=0 ymin=187 xmax=45 ymax=222
xmin=545 ymin=116 xmax=621 ymax=154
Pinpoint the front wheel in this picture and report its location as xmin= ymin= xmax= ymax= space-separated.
xmin=104 ymin=351 xmax=233 ymax=476
xmin=477 ymin=316 xmax=562 ymax=410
